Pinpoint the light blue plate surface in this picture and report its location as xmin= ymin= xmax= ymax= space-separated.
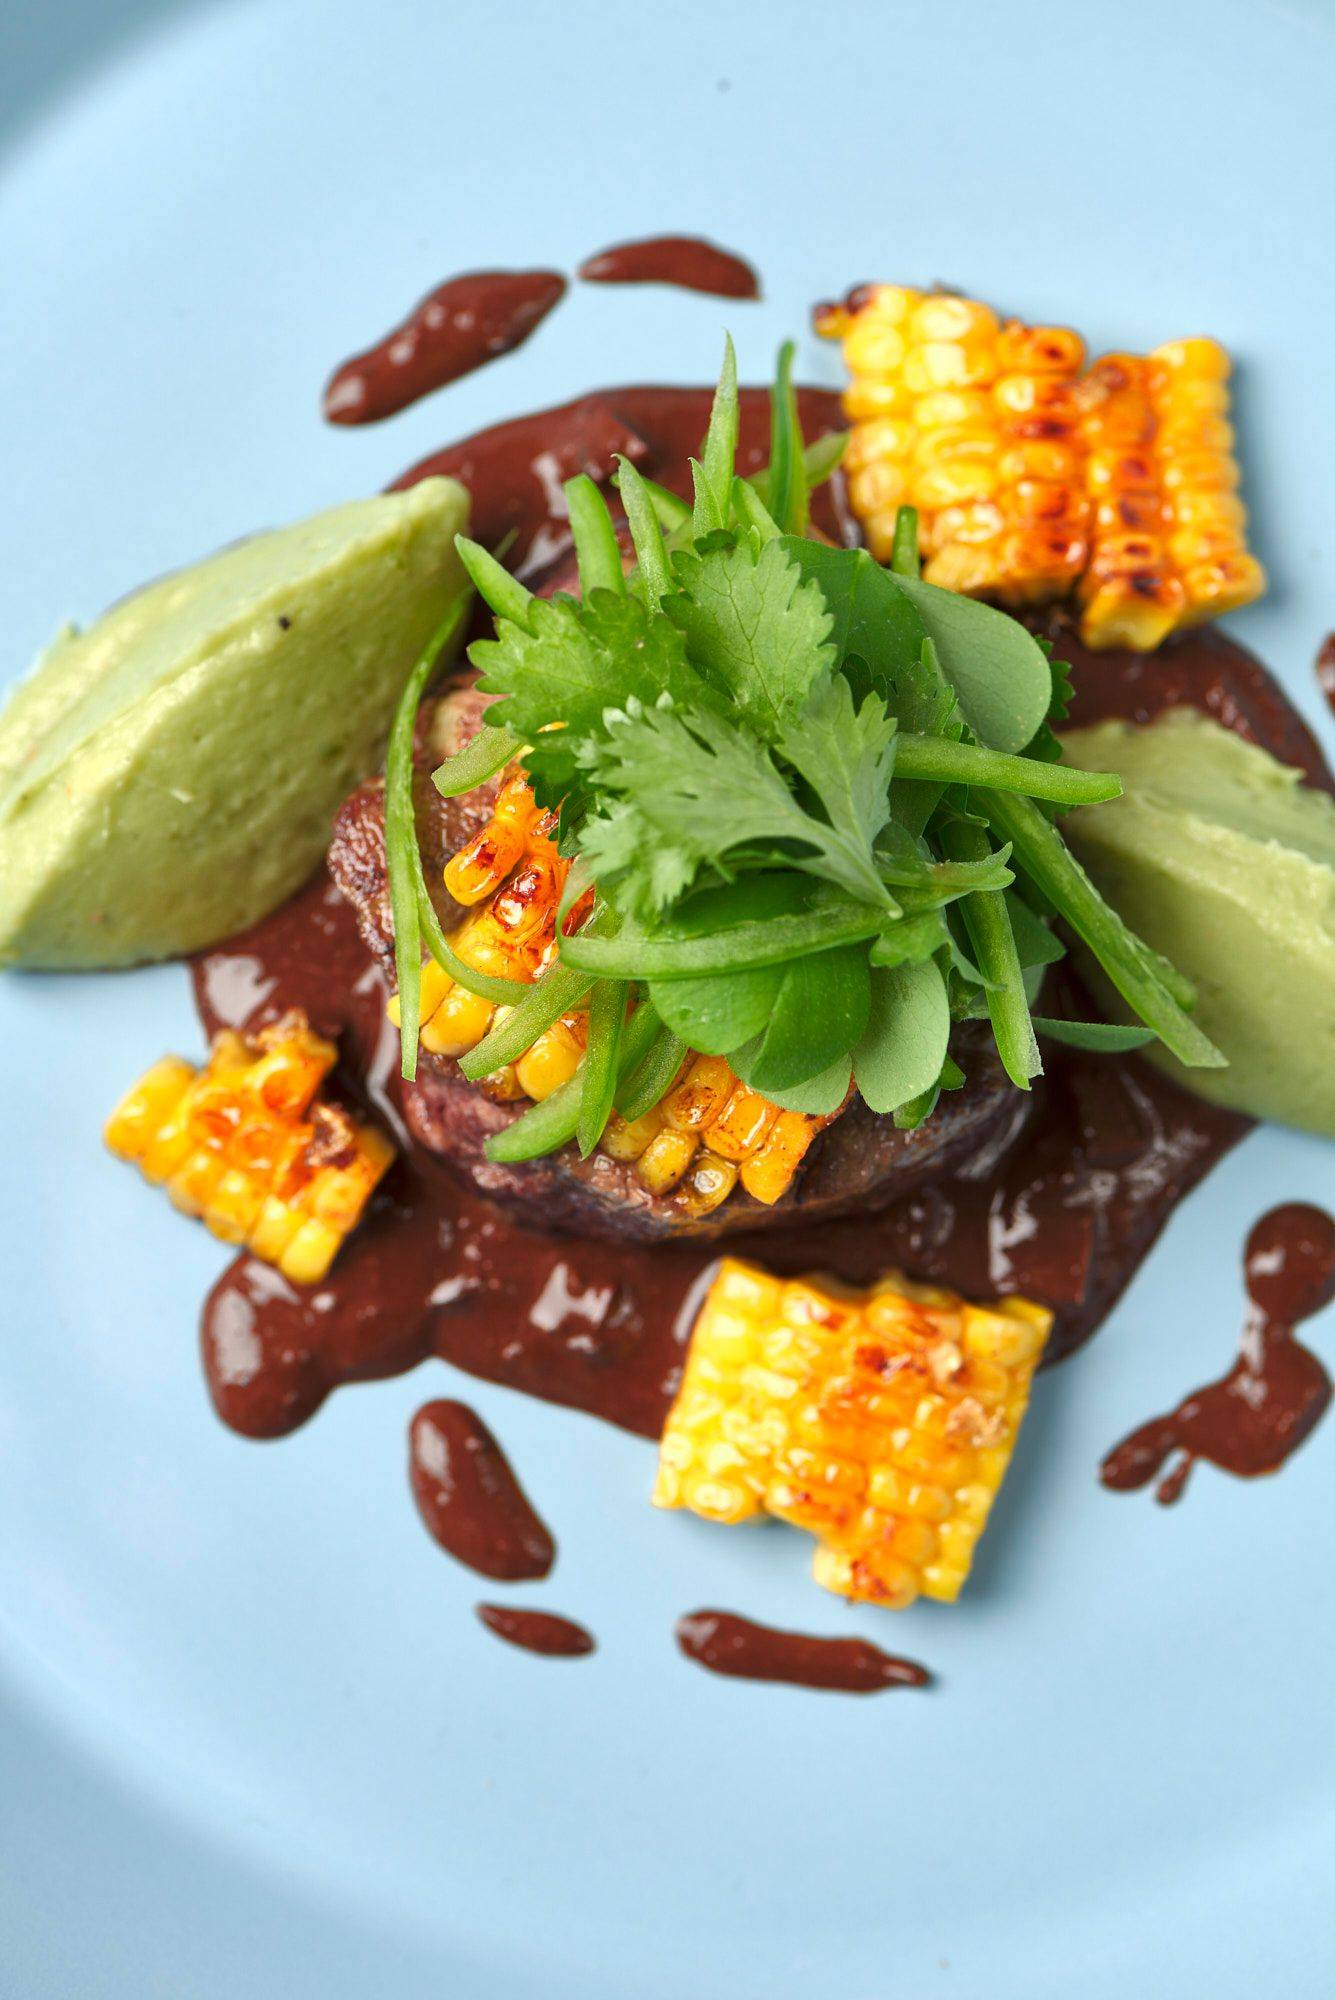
xmin=3 ymin=3 xmax=1335 ymax=1994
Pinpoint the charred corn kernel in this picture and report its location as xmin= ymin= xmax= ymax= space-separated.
xmin=706 ymin=1084 xmax=780 ymax=1162
xmin=1149 ymin=337 xmax=1264 ymax=628
xmin=740 ymin=1109 xmax=830 ymax=1206
xmin=480 ymin=1064 xmax=526 ymax=1104
xmin=107 ymin=1011 xmax=393 ymax=1284
xmin=420 ymin=984 xmax=496 ymax=1058
xmin=655 ymin=1260 xmax=1051 ymax=1608
xmin=442 ymin=819 xmax=527 ymax=906
xmin=513 ymin=1019 xmax=583 ymax=1101
xmin=636 ymin=1127 xmax=699 ymax=1195
xmin=661 ymin=1054 xmax=735 ymax=1133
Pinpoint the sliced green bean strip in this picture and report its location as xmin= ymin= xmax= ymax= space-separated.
xmin=640 ymin=477 xmax=692 ymax=533
xmin=942 ymin=819 xmax=1039 ymax=1089
xmin=385 ymin=592 xmax=472 ymax=1081
xmin=983 ymin=789 xmax=1223 ymax=1066
xmin=732 ymin=474 xmax=781 ymax=542
xmin=697 ymin=333 xmax=739 ymax=531
xmin=415 ymin=875 xmax=527 ymax=1006
xmin=750 ymin=433 xmax=847 ymax=511
xmin=454 ymin=535 xmax=535 ymax=629
xmin=616 ymin=1021 xmax=688 ymax=1122
xmin=431 ymin=721 xmax=522 ymax=799
xmin=483 ymin=996 xmax=663 ymax=1165
xmin=614 ymin=456 xmax=671 ymax=602
xmin=565 ymin=474 xmax=627 ymax=597
xmin=890 ymin=505 xmax=921 ymax=578
xmin=458 ymin=961 xmax=594 ymax=1081
xmin=893 ymin=734 xmax=1121 ymax=804
xmin=577 ymin=981 xmax=628 ymax=1156
xmin=560 ymin=902 xmax=887 ymax=980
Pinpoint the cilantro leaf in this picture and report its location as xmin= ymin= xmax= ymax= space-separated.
xmin=780 ymin=540 xmax=938 ymax=726
xmin=664 ymin=534 xmax=834 ymax=729
xmin=583 ymin=693 xmax=897 ymax=914
xmin=470 ymin=589 xmax=710 ymax=801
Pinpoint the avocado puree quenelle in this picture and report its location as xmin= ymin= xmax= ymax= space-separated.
xmin=1061 ymin=706 xmax=1335 ymax=1136
xmin=0 ymin=478 xmax=468 ymax=967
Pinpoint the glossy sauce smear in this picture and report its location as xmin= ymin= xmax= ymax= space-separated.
xmin=676 ymin=1610 xmax=929 ymax=1693
xmin=1102 ymin=1203 xmax=1335 ymax=1503
xmin=578 ymin=234 xmax=760 ymax=300
xmin=323 ymin=268 xmax=566 ymax=424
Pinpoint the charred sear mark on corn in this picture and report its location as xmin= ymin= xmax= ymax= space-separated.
xmin=105 ymin=1009 xmax=393 ymax=1283
xmin=655 ymin=1259 xmax=1050 ymax=1607
xmin=817 ymin=287 xmax=1264 ymax=648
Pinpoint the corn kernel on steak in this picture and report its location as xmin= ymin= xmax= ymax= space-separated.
xmin=106 ymin=1010 xmax=393 ymax=1284
xmin=326 ymin=683 xmax=1025 ymax=1244
xmin=655 ymin=1259 xmax=1051 ymax=1607
xmin=816 ymin=286 xmax=1264 ymax=648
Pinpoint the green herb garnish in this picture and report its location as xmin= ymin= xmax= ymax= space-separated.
xmin=405 ymin=336 xmax=1221 ymax=1154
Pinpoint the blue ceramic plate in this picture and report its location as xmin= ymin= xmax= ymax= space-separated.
xmin=3 ymin=3 xmax=1334 ymax=1993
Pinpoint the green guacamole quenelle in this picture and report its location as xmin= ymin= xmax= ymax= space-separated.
xmin=0 ymin=478 xmax=468 ymax=968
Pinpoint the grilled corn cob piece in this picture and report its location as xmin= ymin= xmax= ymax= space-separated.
xmin=816 ymin=285 xmax=1089 ymax=600
xmin=1077 ymin=337 xmax=1264 ymax=647
xmin=396 ymin=784 xmax=841 ymax=1212
xmin=820 ymin=289 xmax=1265 ymax=644
xmin=106 ymin=1010 xmax=393 ymax=1284
xmin=654 ymin=1258 xmax=1051 ymax=1606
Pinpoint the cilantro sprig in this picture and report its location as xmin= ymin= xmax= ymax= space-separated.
xmin=419 ymin=339 xmax=1223 ymax=1160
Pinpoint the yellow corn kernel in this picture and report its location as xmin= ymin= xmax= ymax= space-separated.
xmin=601 ymin=1107 xmax=665 ymax=1162
xmin=104 ymin=1056 xmax=195 ymax=1163
xmin=203 ymin=1167 xmax=267 ymax=1245
xmin=655 ymin=1261 xmax=1051 ymax=1608
xmin=513 ymin=1020 xmax=583 ymax=1101
xmin=660 ymin=1054 xmax=735 ymax=1133
xmin=107 ymin=1013 xmax=394 ymax=1283
xmin=707 ymin=1085 xmax=780 ymax=1162
xmin=677 ymin=1151 xmax=739 ymax=1218
xmin=636 ymin=1128 xmax=699 ymax=1195
xmin=167 ymin=1146 xmax=226 ymax=1218
xmin=420 ymin=984 xmax=496 ymax=1058
xmin=278 ymin=1218 xmax=344 ymax=1286
xmin=443 ymin=818 xmax=527 ymax=906
xmin=740 ymin=1108 xmax=832 ymax=1206
xmin=909 ymin=294 xmax=1000 ymax=343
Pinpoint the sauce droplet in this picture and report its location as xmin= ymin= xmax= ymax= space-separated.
xmin=475 ymin=1605 xmax=595 ymax=1657
xmin=578 ymin=234 xmax=759 ymax=300
xmin=409 ymin=1399 xmax=555 ymax=1580
xmin=1101 ymin=1202 xmax=1335 ymax=1503
xmin=675 ymin=1609 xmax=929 ymax=1693
xmin=323 ymin=268 xmax=566 ymax=424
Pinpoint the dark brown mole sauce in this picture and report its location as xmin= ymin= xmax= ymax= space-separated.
xmin=196 ymin=385 xmax=1327 ymax=1458
xmin=322 ymin=270 xmax=566 ymax=425
xmin=1317 ymin=633 xmax=1335 ymax=718
xmin=408 ymin=1399 xmax=554 ymax=1580
xmin=578 ymin=235 xmax=760 ymax=300
xmin=1101 ymin=1203 xmax=1335 ymax=1504
xmin=475 ymin=1605 xmax=595 ymax=1657
xmin=676 ymin=1610 xmax=929 ymax=1693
